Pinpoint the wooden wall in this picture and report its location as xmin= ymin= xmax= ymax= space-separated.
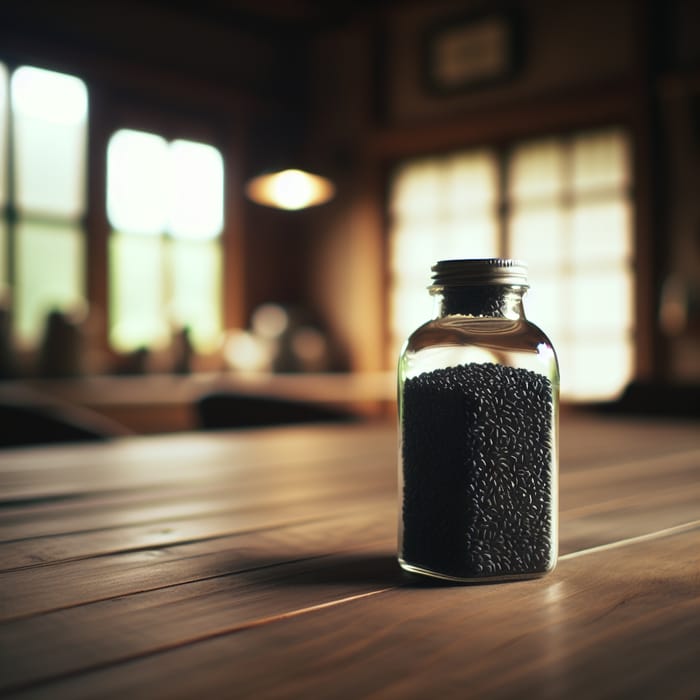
xmin=306 ymin=0 xmax=700 ymax=381
xmin=1 ymin=0 xmax=699 ymax=382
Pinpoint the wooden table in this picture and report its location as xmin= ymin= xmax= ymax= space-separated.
xmin=1 ymin=412 xmax=699 ymax=698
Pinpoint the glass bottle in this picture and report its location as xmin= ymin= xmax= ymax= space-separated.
xmin=398 ymin=259 xmax=559 ymax=582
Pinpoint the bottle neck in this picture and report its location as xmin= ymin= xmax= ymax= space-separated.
xmin=432 ymin=284 xmax=527 ymax=320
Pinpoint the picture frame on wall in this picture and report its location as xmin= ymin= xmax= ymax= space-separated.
xmin=422 ymin=10 xmax=522 ymax=94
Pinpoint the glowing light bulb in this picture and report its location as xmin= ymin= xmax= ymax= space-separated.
xmin=245 ymin=168 xmax=335 ymax=210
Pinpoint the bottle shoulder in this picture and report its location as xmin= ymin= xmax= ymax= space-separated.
xmin=400 ymin=315 xmax=560 ymax=385
xmin=405 ymin=316 xmax=555 ymax=354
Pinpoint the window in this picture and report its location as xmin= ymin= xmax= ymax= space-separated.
xmin=389 ymin=128 xmax=634 ymax=401
xmin=1 ymin=60 xmax=229 ymax=373
xmin=106 ymin=129 xmax=225 ymax=353
xmin=0 ymin=63 xmax=88 ymax=346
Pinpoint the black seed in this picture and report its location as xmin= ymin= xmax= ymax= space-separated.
xmin=401 ymin=361 xmax=555 ymax=579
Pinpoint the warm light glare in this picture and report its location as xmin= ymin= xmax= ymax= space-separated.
xmin=245 ymin=169 xmax=335 ymax=210
xmin=11 ymin=66 xmax=88 ymax=125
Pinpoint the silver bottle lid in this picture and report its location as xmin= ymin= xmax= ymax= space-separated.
xmin=431 ymin=258 xmax=529 ymax=287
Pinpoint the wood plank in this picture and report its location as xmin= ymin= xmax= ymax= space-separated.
xmin=0 ymin=463 xmax=393 ymax=544
xmin=2 ymin=500 xmax=698 ymax=696
xmin=4 ymin=524 xmax=698 ymax=699
xmin=0 ymin=424 xmax=397 ymax=501
xmin=0 ymin=416 xmax=698 ymax=698
xmin=2 ymin=416 xmax=698 ymax=502
xmin=0 ymin=496 xmax=389 ymax=572
xmin=0 ymin=506 xmax=393 ymax=621
xmin=558 ymin=448 xmax=700 ymax=547
xmin=0 ymin=544 xmax=398 ymax=694
xmin=0 ymin=429 xmax=397 ymax=544
xmin=556 ymin=412 xmax=699 ymax=468
xmin=1 ymin=441 xmax=696 ymax=572
xmin=2 ymin=459 xmax=697 ymax=620
xmin=1 ymin=421 xmax=697 ymax=616
xmin=1 ymin=450 xmax=698 ymax=693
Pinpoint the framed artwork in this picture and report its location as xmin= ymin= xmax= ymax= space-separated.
xmin=423 ymin=10 xmax=521 ymax=94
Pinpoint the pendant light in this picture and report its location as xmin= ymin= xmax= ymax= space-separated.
xmin=244 ymin=112 xmax=336 ymax=211
xmin=245 ymin=167 xmax=335 ymax=211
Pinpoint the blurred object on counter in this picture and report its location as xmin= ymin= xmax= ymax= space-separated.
xmin=196 ymin=392 xmax=357 ymax=430
xmin=0 ymin=303 xmax=18 ymax=379
xmin=0 ymin=385 xmax=130 ymax=448
xmin=36 ymin=308 xmax=85 ymax=378
xmin=171 ymin=325 xmax=194 ymax=374
xmin=660 ymin=272 xmax=700 ymax=336
xmin=591 ymin=380 xmax=700 ymax=419
xmin=224 ymin=303 xmax=332 ymax=374
xmin=112 ymin=346 xmax=151 ymax=375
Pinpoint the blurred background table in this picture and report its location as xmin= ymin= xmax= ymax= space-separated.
xmin=0 ymin=412 xmax=698 ymax=698
xmin=0 ymin=372 xmax=397 ymax=434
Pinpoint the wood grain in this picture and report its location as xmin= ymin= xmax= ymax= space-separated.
xmin=5 ymin=526 xmax=698 ymax=699
xmin=0 ymin=414 xmax=698 ymax=699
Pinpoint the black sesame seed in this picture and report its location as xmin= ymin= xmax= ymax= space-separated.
xmin=401 ymin=361 xmax=555 ymax=579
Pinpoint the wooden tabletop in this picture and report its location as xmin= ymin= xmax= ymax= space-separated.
xmin=1 ymin=412 xmax=699 ymax=698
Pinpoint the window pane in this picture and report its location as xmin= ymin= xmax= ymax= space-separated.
xmin=389 ymin=150 xmax=499 ymax=355
xmin=15 ymin=222 xmax=84 ymax=344
xmin=571 ymin=267 xmax=634 ymax=333
xmin=0 ymin=221 xmax=7 ymax=297
xmin=11 ymin=66 xmax=88 ymax=219
xmin=445 ymin=149 xmax=498 ymax=214
xmin=0 ymin=62 xmax=8 ymax=208
xmin=107 ymin=129 xmax=168 ymax=235
xmin=509 ymin=138 xmax=564 ymax=201
xmin=523 ymin=274 xmax=564 ymax=341
xmin=510 ymin=206 xmax=566 ymax=267
xmin=390 ymin=283 xmax=433 ymax=347
xmin=441 ymin=217 xmax=498 ymax=259
xmin=566 ymin=338 xmax=633 ymax=400
xmin=571 ymin=200 xmax=632 ymax=264
xmin=390 ymin=222 xmax=436 ymax=277
xmin=109 ymin=233 xmax=167 ymax=351
xmin=169 ymin=239 xmax=222 ymax=350
xmin=390 ymin=160 xmax=443 ymax=219
xmin=572 ymin=129 xmax=629 ymax=192
xmin=388 ymin=128 xmax=634 ymax=402
xmin=168 ymin=140 xmax=224 ymax=240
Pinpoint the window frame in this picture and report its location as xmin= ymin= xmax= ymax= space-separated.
xmin=0 ymin=40 xmax=266 ymax=376
xmin=105 ymin=127 xmax=226 ymax=354
xmin=376 ymin=80 xmax=657 ymax=391
xmin=0 ymin=60 xmax=90 ymax=350
xmin=386 ymin=127 xmax=636 ymax=401
xmin=85 ymin=93 xmax=246 ymax=369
